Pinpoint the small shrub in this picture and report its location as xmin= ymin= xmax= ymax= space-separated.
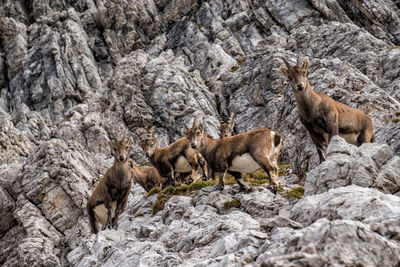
xmin=224 ymin=198 xmax=241 ymax=209
xmin=237 ymin=58 xmax=244 ymax=66
xmin=188 ymin=68 xmax=195 ymax=72
xmin=392 ymin=118 xmax=400 ymax=123
xmin=134 ymin=213 xmax=144 ymax=217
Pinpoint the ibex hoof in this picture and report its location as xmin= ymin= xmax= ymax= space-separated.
xmin=241 ymin=185 xmax=253 ymax=193
xmin=202 ymin=176 xmax=208 ymax=181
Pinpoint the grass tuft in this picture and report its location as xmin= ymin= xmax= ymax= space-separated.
xmin=147 ymin=187 xmax=161 ymax=197
xmin=224 ymin=198 xmax=241 ymax=209
xmin=392 ymin=118 xmax=400 ymax=123
xmin=134 ymin=213 xmax=144 ymax=217
xmin=231 ymin=65 xmax=239 ymax=72
xmin=282 ymin=187 xmax=304 ymax=199
xmin=151 ymin=180 xmax=216 ymax=214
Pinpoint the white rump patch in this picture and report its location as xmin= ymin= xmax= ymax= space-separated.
xmin=93 ymin=201 xmax=117 ymax=230
xmin=229 ymin=153 xmax=261 ymax=173
xmin=174 ymin=156 xmax=192 ymax=173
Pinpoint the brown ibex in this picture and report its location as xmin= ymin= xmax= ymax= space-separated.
xmin=280 ymin=54 xmax=375 ymax=163
xmin=218 ymin=112 xmax=235 ymax=138
xmin=129 ymin=160 xmax=168 ymax=192
xmin=184 ymin=118 xmax=282 ymax=194
xmin=206 ymin=112 xmax=236 ymax=180
xmin=87 ymin=131 xmax=133 ymax=234
xmin=138 ymin=126 xmax=206 ymax=185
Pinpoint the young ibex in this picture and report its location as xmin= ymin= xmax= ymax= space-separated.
xmin=129 ymin=160 xmax=168 ymax=192
xmin=87 ymin=131 xmax=133 ymax=234
xmin=218 ymin=113 xmax=235 ymax=138
xmin=184 ymin=117 xmax=282 ymax=194
xmin=280 ymin=54 xmax=375 ymax=163
xmin=138 ymin=126 xmax=206 ymax=185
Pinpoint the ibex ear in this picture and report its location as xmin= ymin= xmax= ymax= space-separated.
xmin=152 ymin=136 xmax=157 ymax=144
xmin=303 ymin=59 xmax=309 ymax=70
xmin=181 ymin=128 xmax=187 ymax=136
xmin=280 ymin=66 xmax=289 ymax=77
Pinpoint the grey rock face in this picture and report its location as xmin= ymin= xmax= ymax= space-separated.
xmin=305 ymin=136 xmax=400 ymax=196
xmin=1 ymin=0 xmax=400 ymax=266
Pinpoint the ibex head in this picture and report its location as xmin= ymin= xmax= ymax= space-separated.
xmin=183 ymin=116 xmax=204 ymax=150
xmin=218 ymin=113 xmax=235 ymax=138
xmin=280 ymin=54 xmax=310 ymax=92
xmin=109 ymin=130 xmax=133 ymax=163
xmin=138 ymin=126 xmax=157 ymax=158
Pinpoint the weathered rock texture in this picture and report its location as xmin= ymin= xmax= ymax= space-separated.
xmin=1 ymin=0 xmax=400 ymax=266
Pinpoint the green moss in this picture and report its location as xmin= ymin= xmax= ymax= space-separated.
xmin=134 ymin=213 xmax=144 ymax=217
xmin=215 ymin=96 xmax=222 ymax=113
xmin=147 ymin=187 xmax=161 ymax=197
xmin=152 ymin=192 xmax=167 ymax=214
xmin=282 ymin=187 xmax=304 ymax=199
xmin=205 ymin=81 xmax=210 ymax=88
xmin=196 ymin=23 xmax=201 ymax=28
xmin=237 ymin=58 xmax=244 ymax=66
xmin=224 ymin=198 xmax=241 ymax=209
xmin=188 ymin=68 xmax=195 ymax=72
xmin=231 ymin=65 xmax=239 ymax=72
xmin=392 ymin=118 xmax=400 ymax=123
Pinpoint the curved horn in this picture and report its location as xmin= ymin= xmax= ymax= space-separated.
xmin=122 ymin=130 xmax=127 ymax=141
xmin=192 ymin=116 xmax=198 ymax=128
xmin=282 ymin=57 xmax=291 ymax=69
xmin=297 ymin=54 xmax=302 ymax=66
xmin=111 ymin=132 xmax=118 ymax=142
xmin=138 ymin=128 xmax=147 ymax=140
xmin=227 ymin=112 xmax=234 ymax=124
xmin=147 ymin=126 xmax=156 ymax=139
xmin=218 ymin=115 xmax=224 ymax=124
xmin=184 ymin=121 xmax=189 ymax=130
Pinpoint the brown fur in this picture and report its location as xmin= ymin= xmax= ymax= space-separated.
xmin=129 ymin=160 xmax=168 ymax=192
xmin=139 ymin=126 xmax=206 ymax=185
xmin=184 ymin=118 xmax=282 ymax=194
xmin=86 ymin=132 xmax=133 ymax=234
xmin=280 ymin=54 xmax=375 ymax=163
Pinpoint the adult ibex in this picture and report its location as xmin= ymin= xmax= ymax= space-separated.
xmin=183 ymin=118 xmax=282 ymax=194
xmin=87 ymin=131 xmax=133 ymax=234
xmin=129 ymin=160 xmax=168 ymax=192
xmin=280 ymin=54 xmax=375 ymax=163
xmin=138 ymin=126 xmax=206 ymax=185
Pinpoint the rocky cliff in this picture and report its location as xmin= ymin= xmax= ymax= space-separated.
xmin=1 ymin=0 xmax=400 ymax=266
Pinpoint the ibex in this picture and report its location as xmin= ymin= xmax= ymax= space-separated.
xmin=138 ymin=126 xmax=206 ymax=185
xmin=206 ymin=113 xmax=236 ymax=180
xmin=218 ymin=113 xmax=235 ymax=138
xmin=280 ymin=54 xmax=375 ymax=163
xmin=184 ymin=117 xmax=282 ymax=194
xmin=129 ymin=160 xmax=168 ymax=192
xmin=87 ymin=131 xmax=133 ymax=234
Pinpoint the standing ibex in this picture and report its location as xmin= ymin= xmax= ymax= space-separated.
xmin=206 ymin=112 xmax=236 ymax=181
xmin=183 ymin=118 xmax=282 ymax=194
xmin=129 ymin=160 xmax=168 ymax=192
xmin=87 ymin=131 xmax=133 ymax=234
xmin=138 ymin=126 xmax=206 ymax=185
xmin=280 ymin=54 xmax=375 ymax=163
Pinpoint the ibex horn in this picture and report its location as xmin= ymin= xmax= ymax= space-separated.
xmin=297 ymin=54 xmax=302 ymax=66
xmin=111 ymin=132 xmax=118 ymax=142
xmin=193 ymin=116 xmax=198 ymax=128
xmin=227 ymin=112 xmax=234 ymax=124
xmin=218 ymin=115 xmax=224 ymax=124
xmin=184 ymin=121 xmax=189 ymax=130
xmin=122 ymin=130 xmax=127 ymax=141
xmin=282 ymin=57 xmax=291 ymax=69
xmin=147 ymin=126 xmax=156 ymax=139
